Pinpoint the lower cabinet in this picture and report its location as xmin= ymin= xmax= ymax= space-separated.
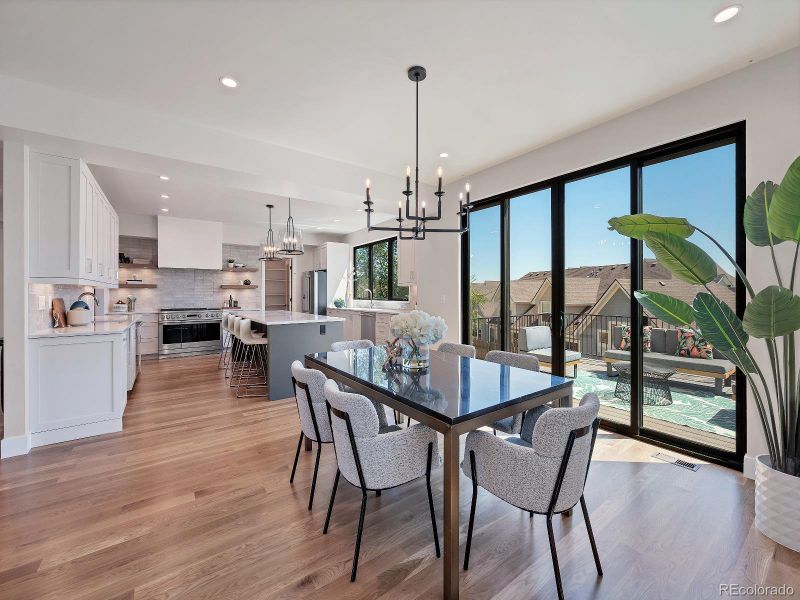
xmin=29 ymin=332 xmax=128 ymax=447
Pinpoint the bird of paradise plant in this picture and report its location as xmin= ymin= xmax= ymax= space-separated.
xmin=608 ymin=155 xmax=800 ymax=477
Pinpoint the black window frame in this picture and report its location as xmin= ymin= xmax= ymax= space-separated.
xmin=353 ymin=237 xmax=408 ymax=301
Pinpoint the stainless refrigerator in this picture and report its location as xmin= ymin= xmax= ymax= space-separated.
xmin=301 ymin=270 xmax=327 ymax=315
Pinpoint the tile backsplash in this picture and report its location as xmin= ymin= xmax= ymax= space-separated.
xmin=29 ymin=283 xmax=94 ymax=331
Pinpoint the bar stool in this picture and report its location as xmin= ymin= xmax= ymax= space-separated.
xmin=234 ymin=319 xmax=269 ymax=398
xmin=225 ymin=316 xmax=243 ymax=381
xmin=218 ymin=314 xmax=233 ymax=370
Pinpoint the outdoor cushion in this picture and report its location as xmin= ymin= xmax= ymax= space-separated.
xmin=650 ymin=328 xmax=666 ymax=353
xmin=603 ymin=349 xmax=734 ymax=375
xmin=526 ymin=347 xmax=582 ymax=363
xmin=522 ymin=326 xmax=551 ymax=352
xmin=664 ymin=329 xmax=678 ymax=355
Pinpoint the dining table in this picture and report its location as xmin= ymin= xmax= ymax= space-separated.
xmin=305 ymin=346 xmax=574 ymax=599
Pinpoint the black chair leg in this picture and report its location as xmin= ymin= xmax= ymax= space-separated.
xmin=289 ymin=432 xmax=303 ymax=483
xmin=580 ymin=495 xmax=603 ymax=576
xmin=351 ymin=492 xmax=368 ymax=582
xmin=425 ymin=443 xmax=441 ymax=558
xmin=376 ymin=489 xmax=381 ymax=497
xmin=546 ymin=516 xmax=565 ymax=600
xmin=323 ymin=469 xmax=340 ymax=534
xmin=308 ymin=441 xmax=321 ymax=510
xmin=463 ymin=450 xmax=478 ymax=570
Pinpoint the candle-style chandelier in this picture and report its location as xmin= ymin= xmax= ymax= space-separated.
xmin=363 ymin=65 xmax=470 ymax=240
xmin=277 ymin=197 xmax=304 ymax=256
xmin=259 ymin=204 xmax=280 ymax=261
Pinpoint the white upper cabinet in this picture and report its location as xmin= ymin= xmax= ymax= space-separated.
xmin=29 ymin=151 xmax=119 ymax=287
xmin=396 ymin=237 xmax=416 ymax=285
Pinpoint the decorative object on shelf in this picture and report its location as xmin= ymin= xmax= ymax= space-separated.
xmin=382 ymin=337 xmax=403 ymax=371
xmin=608 ymin=153 xmax=800 ymax=551
xmin=111 ymin=301 xmax=128 ymax=313
xmin=277 ymin=197 xmax=304 ymax=256
xmin=243 ymin=279 xmax=252 ymax=286
xmin=333 ymin=297 xmax=345 ymax=308
xmin=51 ymin=298 xmax=67 ymax=328
xmin=362 ymin=65 xmax=470 ymax=240
xmin=390 ymin=309 xmax=446 ymax=372
xmin=119 ymin=252 xmax=132 ymax=264
xmin=259 ymin=204 xmax=281 ymax=261
xmin=127 ymin=296 xmax=137 ymax=313
xmin=125 ymin=274 xmax=144 ymax=284
xmin=227 ymin=258 xmax=235 ymax=266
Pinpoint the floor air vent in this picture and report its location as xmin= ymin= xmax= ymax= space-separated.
xmin=652 ymin=452 xmax=700 ymax=471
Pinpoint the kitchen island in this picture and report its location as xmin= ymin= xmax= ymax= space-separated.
xmin=225 ymin=310 xmax=344 ymax=399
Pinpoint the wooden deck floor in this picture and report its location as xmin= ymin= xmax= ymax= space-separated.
xmin=0 ymin=354 xmax=796 ymax=599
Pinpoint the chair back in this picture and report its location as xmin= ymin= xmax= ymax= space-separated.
xmin=531 ymin=393 xmax=600 ymax=513
xmin=485 ymin=349 xmax=540 ymax=372
xmin=323 ymin=379 xmax=380 ymax=487
xmin=232 ymin=316 xmax=242 ymax=337
xmin=437 ymin=342 xmax=476 ymax=359
xmin=519 ymin=326 xmax=551 ymax=352
xmin=331 ymin=339 xmax=374 ymax=352
xmin=290 ymin=361 xmax=332 ymax=443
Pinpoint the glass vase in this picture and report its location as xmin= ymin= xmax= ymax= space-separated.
xmin=402 ymin=339 xmax=430 ymax=372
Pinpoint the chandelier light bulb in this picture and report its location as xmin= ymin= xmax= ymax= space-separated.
xmin=437 ymin=166 xmax=443 ymax=178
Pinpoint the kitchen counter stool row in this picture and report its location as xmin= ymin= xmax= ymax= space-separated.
xmin=219 ymin=314 xmax=269 ymax=397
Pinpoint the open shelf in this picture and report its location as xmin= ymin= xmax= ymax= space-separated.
xmin=119 ymin=263 xmax=157 ymax=269
xmin=220 ymin=284 xmax=258 ymax=289
xmin=119 ymin=283 xmax=157 ymax=288
xmin=222 ymin=266 xmax=259 ymax=272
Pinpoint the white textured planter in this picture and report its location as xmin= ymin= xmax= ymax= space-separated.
xmin=755 ymin=454 xmax=800 ymax=552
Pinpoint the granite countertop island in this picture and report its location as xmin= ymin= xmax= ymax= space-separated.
xmin=225 ymin=309 xmax=345 ymax=325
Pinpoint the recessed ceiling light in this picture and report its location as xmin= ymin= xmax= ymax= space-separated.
xmin=713 ymin=4 xmax=740 ymax=23
xmin=356 ymin=208 xmax=363 ymax=212
xmin=334 ymin=219 xmax=341 ymax=222
xmin=160 ymin=194 xmax=170 ymax=199
xmin=439 ymin=152 xmax=449 ymax=158
xmin=316 ymin=227 xmax=322 ymax=230
xmin=161 ymin=208 xmax=169 ymax=213
xmin=219 ymin=76 xmax=238 ymax=88
xmin=159 ymin=175 xmax=170 ymax=181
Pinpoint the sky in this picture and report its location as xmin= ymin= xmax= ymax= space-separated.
xmin=469 ymin=143 xmax=737 ymax=281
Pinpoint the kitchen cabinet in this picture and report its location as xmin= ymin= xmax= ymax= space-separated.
xmin=327 ymin=308 xmax=399 ymax=343
xmin=137 ymin=314 xmax=159 ymax=356
xmin=29 ymin=151 xmax=119 ymax=287
xmin=126 ymin=325 xmax=139 ymax=391
xmin=396 ymin=237 xmax=416 ymax=285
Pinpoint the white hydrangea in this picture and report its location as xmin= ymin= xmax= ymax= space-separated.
xmin=390 ymin=309 xmax=447 ymax=346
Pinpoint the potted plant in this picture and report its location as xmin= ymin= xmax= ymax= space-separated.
xmin=390 ymin=310 xmax=447 ymax=371
xmin=333 ymin=297 xmax=345 ymax=308
xmin=607 ymin=155 xmax=800 ymax=551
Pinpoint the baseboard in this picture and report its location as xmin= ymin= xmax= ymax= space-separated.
xmin=30 ymin=418 xmax=122 ymax=447
xmin=1 ymin=433 xmax=32 ymax=458
xmin=743 ymin=453 xmax=757 ymax=479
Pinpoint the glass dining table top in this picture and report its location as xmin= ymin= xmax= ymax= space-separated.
xmin=305 ymin=346 xmax=572 ymax=426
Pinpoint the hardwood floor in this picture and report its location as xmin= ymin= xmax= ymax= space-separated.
xmin=0 ymin=354 xmax=798 ymax=599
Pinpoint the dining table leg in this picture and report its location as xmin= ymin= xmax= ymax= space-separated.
xmin=442 ymin=428 xmax=460 ymax=599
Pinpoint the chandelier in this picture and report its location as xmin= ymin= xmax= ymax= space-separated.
xmin=277 ymin=197 xmax=304 ymax=256
xmin=259 ymin=204 xmax=280 ymax=261
xmin=363 ymin=65 xmax=470 ymax=240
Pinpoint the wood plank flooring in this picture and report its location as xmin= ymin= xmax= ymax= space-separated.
xmin=0 ymin=354 xmax=798 ymax=599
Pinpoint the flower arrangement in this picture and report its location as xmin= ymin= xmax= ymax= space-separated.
xmin=390 ymin=310 xmax=447 ymax=371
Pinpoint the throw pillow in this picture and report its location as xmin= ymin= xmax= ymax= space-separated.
xmin=618 ymin=326 xmax=631 ymax=350
xmin=676 ymin=327 xmax=713 ymax=359
xmin=642 ymin=325 xmax=652 ymax=353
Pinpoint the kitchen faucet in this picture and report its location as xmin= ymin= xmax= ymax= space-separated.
xmin=365 ymin=289 xmax=374 ymax=308
xmin=79 ymin=291 xmax=99 ymax=319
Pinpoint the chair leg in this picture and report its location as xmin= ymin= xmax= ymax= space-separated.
xmin=425 ymin=442 xmax=441 ymax=558
xmin=546 ymin=516 xmax=565 ymax=600
xmin=308 ymin=441 xmax=322 ymax=510
xmin=350 ymin=492 xmax=368 ymax=582
xmin=463 ymin=450 xmax=478 ymax=570
xmin=375 ymin=489 xmax=381 ymax=497
xmin=323 ymin=469 xmax=340 ymax=534
xmin=580 ymin=495 xmax=603 ymax=576
xmin=289 ymin=432 xmax=303 ymax=483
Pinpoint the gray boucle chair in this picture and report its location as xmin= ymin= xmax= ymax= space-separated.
xmin=289 ymin=361 xmax=334 ymax=511
xmin=322 ymin=379 xmax=442 ymax=581
xmin=437 ymin=342 xmax=477 ymax=358
xmin=485 ymin=350 xmax=541 ymax=435
xmin=461 ymin=393 xmax=602 ymax=600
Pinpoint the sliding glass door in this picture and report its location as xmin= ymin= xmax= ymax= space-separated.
xmin=462 ymin=124 xmax=745 ymax=468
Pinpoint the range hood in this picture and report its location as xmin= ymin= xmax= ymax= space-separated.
xmin=157 ymin=216 xmax=223 ymax=269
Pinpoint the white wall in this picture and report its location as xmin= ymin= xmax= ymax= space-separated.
xmin=354 ymin=47 xmax=800 ymax=474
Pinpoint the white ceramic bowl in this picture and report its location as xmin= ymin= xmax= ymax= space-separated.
xmin=67 ymin=308 xmax=93 ymax=326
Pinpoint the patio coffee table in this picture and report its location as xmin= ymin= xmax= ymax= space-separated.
xmin=612 ymin=361 xmax=674 ymax=406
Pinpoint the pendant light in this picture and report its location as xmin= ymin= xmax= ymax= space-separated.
xmin=277 ymin=197 xmax=304 ymax=256
xmin=259 ymin=204 xmax=280 ymax=261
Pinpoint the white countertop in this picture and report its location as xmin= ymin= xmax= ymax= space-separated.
xmin=328 ymin=306 xmax=404 ymax=314
xmin=29 ymin=315 xmax=141 ymax=339
xmin=226 ymin=310 xmax=345 ymax=325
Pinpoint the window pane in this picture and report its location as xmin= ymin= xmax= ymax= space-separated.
xmin=372 ymin=240 xmax=389 ymax=299
xmin=354 ymin=246 xmax=369 ymax=299
xmin=392 ymin=240 xmax=409 ymax=300
xmin=468 ymin=205 xmax=502 ymax=358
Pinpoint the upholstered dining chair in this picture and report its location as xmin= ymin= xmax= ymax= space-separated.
xmin=461 ymin=393 xmax=602 ymax=600
xmin=289 ymin=361 xmax=334 ymax=510
xmin=484 ymin=350 xmax=540 ymax=435
xmin=437 ymin=342 xmax=477 ymax=358
xmin=322 ymin=379 xmax=441 ymax=582
xmin=328 ymin=339 xmax=400 ymax=429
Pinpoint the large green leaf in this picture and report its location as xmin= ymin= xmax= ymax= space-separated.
xmin=608 ymin=214 xmax=694 ymax=239
xmin=744 ymin=181 xmax=784 ymax=246
xmin=768 ymin=155 xmax=800 ymax=242
xmin=634 ymin=290 xmax=694 ymax=327
xmin=714 ymin=346 xmax=756 ymax=373
xmin=692 ymin=293 xmax=748 ymax=350
xmin=643 ymin=232 xmax=717 ymax=285
xmin=742 ymin=285 xmax=800 ymax=339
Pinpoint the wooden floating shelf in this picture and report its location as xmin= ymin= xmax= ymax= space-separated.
xmin=119 ymin=283 xmax=157 ymax=288
xmin=220 ymin=284 xmax=258 ymax=289
xmin=222 ymin=267 xmax=259 ymax=272
xmin=119 ymin=263 xmax=157 ymax=269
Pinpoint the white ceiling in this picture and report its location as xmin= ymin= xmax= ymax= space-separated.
xmin=0 ymin=0 xmax=798 ymax=232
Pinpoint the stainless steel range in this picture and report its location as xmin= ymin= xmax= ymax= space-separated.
xmin=158 ymin=308 xmax=223 ymax=357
